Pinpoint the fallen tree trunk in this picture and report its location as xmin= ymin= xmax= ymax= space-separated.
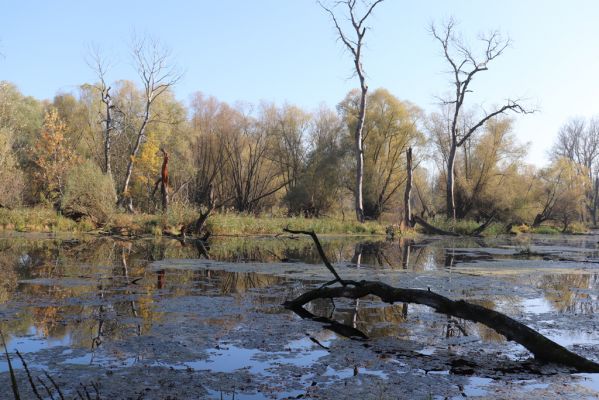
xmin=284 ymin=281 xmax=599 ymax=372
xmin=283 ymin=229 xmax=599 ymax=373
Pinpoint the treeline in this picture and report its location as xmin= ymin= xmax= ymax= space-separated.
xmin=0 ymin=76 xmax=596 ymax=230
xmin=0 ymin=78 xmax=424 ymax=221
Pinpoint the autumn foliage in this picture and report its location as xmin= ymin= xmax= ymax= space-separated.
xmin=31 ymin=109 xmax=79 ymax=204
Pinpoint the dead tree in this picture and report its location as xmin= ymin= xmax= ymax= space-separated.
xmin=319 ymin=0 xmax=385 ymax=223
xmin=403 ymin=147 xmax=413 ymax=228
xmin=87 ymin=46 xmax=116 ymax=177
xmin=152 ymin=148 xmax=170 ymax=211
xmin=431 ymin=19 xmax=531 ymax=220
xmin=284 ymin=229 xmax=599 ymax=373
xmin=118 ymin=35 xmax=181 ymax=212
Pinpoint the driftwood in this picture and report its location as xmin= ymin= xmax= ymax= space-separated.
xmin=283 ymin=230 xmax=599 ymax=373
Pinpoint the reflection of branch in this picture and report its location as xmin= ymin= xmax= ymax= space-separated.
xmin=289 ymin=305 xmax=368 ymax=340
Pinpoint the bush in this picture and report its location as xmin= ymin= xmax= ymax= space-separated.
xmin=61 ymin=161 xmax=116 ymax=224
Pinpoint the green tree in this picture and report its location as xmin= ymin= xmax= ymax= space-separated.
xmin=340 ymin=88 xmax=423 ymax=219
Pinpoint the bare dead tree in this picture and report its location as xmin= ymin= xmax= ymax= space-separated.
xmin=87 ymin=46 xmax=116 ymax=177
xmin=319 ymin=0 xmax=385 ymax=223
xmin=431 ymin=19 xmax=532 ymax=220
xmin=118 ymin=35 xmax=182 ymax=212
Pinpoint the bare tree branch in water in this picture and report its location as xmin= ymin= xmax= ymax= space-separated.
xmin=284 ymin=230 xmax=599 ymax=372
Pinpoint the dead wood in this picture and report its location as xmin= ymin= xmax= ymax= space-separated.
xmin=283 ymin=229 xmax=599 ymax=373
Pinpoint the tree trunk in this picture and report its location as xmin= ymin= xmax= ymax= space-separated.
xmin=354 ymin=77 xmax=367 ymax=223
xmin=161 ymin=182 xmax=169 ymax=211
xmin=446 ymin=143 xmax=457 ymax=220
xmin=403 ymin=147 xmax=413 ymax=228
xmin=592 ymin=176 xmax=599 ymax=227
xmin=103 ymin=93 xmax=112 ymax=176
xmin=160 ymin=149 xmax=169 ymax=212
xmin=532 ymin=213 xmax=545 ymax=228
xmin=118 ymin=108 xmax=150 ymax=212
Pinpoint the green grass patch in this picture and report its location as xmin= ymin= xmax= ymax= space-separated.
xmin=0 ymin=205 xmax=389 ymax=236
xmin=423 ymin=217 xmax=505 ymax=236
xmin=0 ymin=207 xmax=80 ymax=233
xmin=205 ymin=213 xmax=387 ymax=235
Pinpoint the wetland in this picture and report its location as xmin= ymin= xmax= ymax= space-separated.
xmin=0 ymin=232 xmax=598 ymax=399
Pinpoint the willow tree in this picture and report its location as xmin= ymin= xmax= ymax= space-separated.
xmin=339 ymin=88 xmax=422 ymax=219
xmin=319 ymin=0 xmax=385 ymax=222
xmin=431 ymin=19 xmax=530 ymax=220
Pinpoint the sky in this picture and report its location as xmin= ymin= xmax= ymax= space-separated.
xmin=1 ymin=0 xmax=599 ymax=166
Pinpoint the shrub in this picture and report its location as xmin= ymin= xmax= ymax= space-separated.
xmin=61 ymin=161 xmax=116 ymax=224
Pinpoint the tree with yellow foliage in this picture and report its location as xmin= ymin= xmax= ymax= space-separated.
xmin=31 ymin=109 xmax=79 ymax=204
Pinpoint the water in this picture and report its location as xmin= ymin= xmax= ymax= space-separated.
xmin=0 ymin=232 xmax=598 ymax=398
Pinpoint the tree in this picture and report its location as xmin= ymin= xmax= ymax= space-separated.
xmin=189 ymin=93 xmax=233 ymax=209
xmin=551 ymin=117 xmax=599 ymax=226
xmin=454 ymin=117 xmax=527 ymax=218
xmin=319 ymin=0 xmax=385 ymax=222
xmin=31 ymin=109 xmax=79 ymax=204
xmin=222 ymin=106 xmax=288 ymax=213
xmin=285 ymin=106 xmax=347 ymax=216
xmin=431 ymin=19 xmax=531 ymax=220
xmin=0 ymin=82 xmax=43 ymax=207
xmin=87 ymin=46 xmax=117 ymax=176
xmin=262 ymin=103 xmax=310 ymax=196
xmin=0 ymin=81 xmax=44 ymax=164
xmin=339 ymin=88 xmax=423 ymax=219
xmin=533 ymin=158 xmax=587 ymax=230
xmin=117 ymin=36 xmax=181 ymax=212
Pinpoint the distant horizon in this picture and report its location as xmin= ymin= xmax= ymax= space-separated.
xmin=2 ymin=0 xmax=599 ymax=166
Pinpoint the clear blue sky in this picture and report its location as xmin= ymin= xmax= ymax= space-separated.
xmin=2 ymin=0 xmax=598 ymax=165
